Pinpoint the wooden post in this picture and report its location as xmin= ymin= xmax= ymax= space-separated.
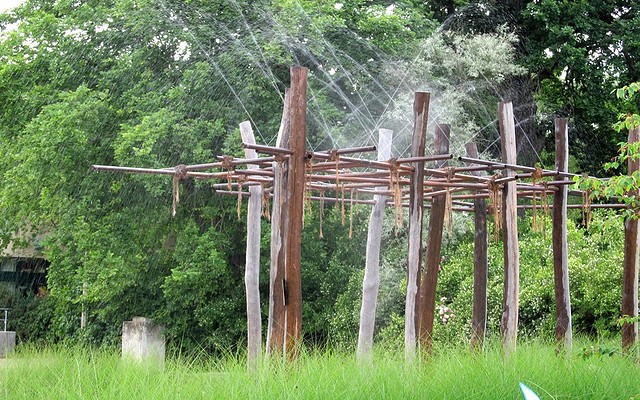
xmin=283 ymin=66 xmax=307 ymax=359
xmin=498 ymin=101 xmax=520 ymax=356
xmin=357 ymin=128 xmax=393 ymax=362
xmin=552 ymin=118 xmax=572 ymax=353
xmin=404 ymin=92 xmax=429 ymax=362
xmin=267 ymin=90 xmax=291 ymax=355
xmin=416 ymin=124 xmax=449 ymax=354
xmin=622 ymin=126 xmax=640 ymax=352
xmin=466 ymin=142 xmax=488 ymax=352
xmin=81 ymin=282 xmax=87 ymax=329
xmin=240 ymin=121 xmax=262 ymax=370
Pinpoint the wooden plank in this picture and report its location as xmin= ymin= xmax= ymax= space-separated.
xmin=404 ymin=92 xmax=429 ymax=362
xmin=267 ymin=89 xmax=291 ymax=355
xmin=622 ymin=126 xmax=640 ymax=352
xmin=284 ymin=66 xmax=307 ymax=359
xmin=466 ymin=142 xmax=488 ymax=352
xmin=416 ymin=124 xmax=450 ymax=354
xmin=240 ymin=121 xmax=262 ymax=370
xmin=498 ymin=101 xmax=520 ymax=356
xmin=552 ymin=118 xmax=572 ymax=353
xmin=357 ymin=128 xmax=393 ymax=362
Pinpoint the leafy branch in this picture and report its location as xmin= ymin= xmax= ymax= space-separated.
xmin=613 ymin=82 xmax=640 ymax=132
xmin=575 ymin=82 xmax=640 ymax=216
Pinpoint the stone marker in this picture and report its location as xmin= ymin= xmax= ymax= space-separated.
xmin=0 ymin=308 xmax=15 ymax=358
xmin=0 ymin=331 xmax=15 ymax=357
xmin=122 ymin=317 xmax=165 ymax=364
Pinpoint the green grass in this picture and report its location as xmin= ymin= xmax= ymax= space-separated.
xmin=0 ymin=341 xmax=637 ymax=399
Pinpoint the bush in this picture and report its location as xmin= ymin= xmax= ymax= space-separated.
xmin=0 ymin=285 xmax=54 ymax=344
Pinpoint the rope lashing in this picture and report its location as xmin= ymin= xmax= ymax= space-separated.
xmin=236 ymin=175 xmax=247 ymax=220
xmin=531 ymin=166 xmax=543 ymax=232
xmin=221 ymin=155 xmax=234 ymax=191
xmin=389 ymin=158 xmax=403 ymax=236
xmin=261 ymin=184 xmax=271 ymax=221
xmin=443 ymin=166 xmax=455 ymax=235
xmin=349 ymin=188 xmax=356 ymax=239
xmin=328 ymin=149 xmax=341 ymax=201
xmin=319 ymin=190 xmax=325 ymax=238
xmin=488 ymin=173 xmax=503 ymax=242
xmin=541 ymin=181 xmax=549 ymax=240
xmin=171 ymin=164 xmax=188 ymax=217
xmin=340 ymin=184 xmax=346 ymax=226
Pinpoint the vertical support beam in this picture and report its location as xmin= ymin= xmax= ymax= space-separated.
xmin=498 ymin=101 xmax=520 ymax=356
xmin=552 ymin=118 xmax=572 ymax=353
xmin=404 ymin=92 xmax=430 ymax=362
xmin=416 ymin=124 xmax=450 ymax=354
xmin=622 ymin=126 xmax=640 ymax=352
xmin=357 ymin=128 xmax=393 ymax=363
xmin=404 ymin=92 xmax=429 ymax=362
xmin=240 ymin=121 xmax=262 ymax=370
xmin=466 ymin=142 xmax=488 ymax=352
xmin=284 ymin=66 xmax=307 ymax=359
xmin=81 ymin=282 xmax=88 ymax=329
xmin=267 ymin=90 xmax=291 ymax=355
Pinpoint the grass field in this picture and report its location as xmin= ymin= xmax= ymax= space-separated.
xmin=0 ymin=340 xmax=637 ymax=399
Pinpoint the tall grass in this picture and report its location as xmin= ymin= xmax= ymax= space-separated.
xmin=0 ymin=340 xmax=637 ymax=399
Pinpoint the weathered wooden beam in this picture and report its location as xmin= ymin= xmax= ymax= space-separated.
xmin=622 ymin=126 xmax=640 ymax=352
xmin=240 ymin=121 xmax=262 ymax=370
xmin=267 ymin=89 xmax=291 ymax=356
xmin=283 ymin=66 xmax=307 ymax=359
xmin=466 ymin=142 xmax=488 ymax=352
xmin=553 ymin=118 xmax=572 ymax=354
xmin=416 ymin=124 xmax=450 ymax=354
xmin=498 ymin=102 xmax=520 ymax=356
xmin=404 ymin=92 xmax=429 ymax=363
xmin=357 ymin=128 xmax=393 ymax=363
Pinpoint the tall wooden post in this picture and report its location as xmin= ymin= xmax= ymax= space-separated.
xmin=498 ymin=101 xmax=520 ymax=356
xmin=81 ymin=282 xmax=88 ymax=329
xmin=267 ymin=90 xmax=291 ymax=355
xmin=240 ymin=121 xmax=262 ymax=369
xmin=357 ymin=128 xmax=393 ymax=362
xmin=404 ymin=92 xmax=430 ymax=362
xmin=416 ymin=124 xmax=450 ymax=354
xmin=552 ymin=118 xmax=572 ymax=353
xmin=283 ymin=66 xmax=307 ymax=359
xmin=466 ymin=142 xmax=488 ymax=352
xmin=622 ymin=126 xmax=640 ymax=352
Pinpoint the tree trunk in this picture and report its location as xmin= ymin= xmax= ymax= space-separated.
xmin=552 ymin=118 xmax=572 ymax=353
xmin=416 ymin=124 xmax=449 ymax=354
xmin=466 ymin=142 xmax=488 ymax=352
xmin=498 ymin=101 xmax=520 ymax=356
xmin=622 ymin=126 xmax=640 ymax=353
xmin=240 ymin=121 xmax=262 ymax=370
xmin=404 ymin=92 xmax=430 ymax=363
xmin=357 ymin=128 xmax=393 ymax=363
xmin=283 ymin=67 xmax=307 ymax=360
xmin=267 ymin=90 xmax=291 ymax=355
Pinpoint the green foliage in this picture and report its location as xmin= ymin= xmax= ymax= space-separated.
xmin=1 ymin=0 xmax=635 ymax=356
xmin=433 ymin=211 xmax=625 ymax=342
xmin=160 ymin=222 xmax=245 ymax=352
xmin=521 ymin=1 xmax=640 ymax=173
xmin=575 ymin=82 xmax=640 ymax=214
xmin=0 ymin=286 xmax=54 ymax=344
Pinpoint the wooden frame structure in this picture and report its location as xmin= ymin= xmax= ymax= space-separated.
xmin=93 ymin=66 xmax=640 ymax=363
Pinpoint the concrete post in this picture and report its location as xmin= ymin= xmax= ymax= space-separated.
xmin=122 ymin=317 xmax=165 ymax=365
xmin=0 ymin=331 xmax=16 ymax=357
